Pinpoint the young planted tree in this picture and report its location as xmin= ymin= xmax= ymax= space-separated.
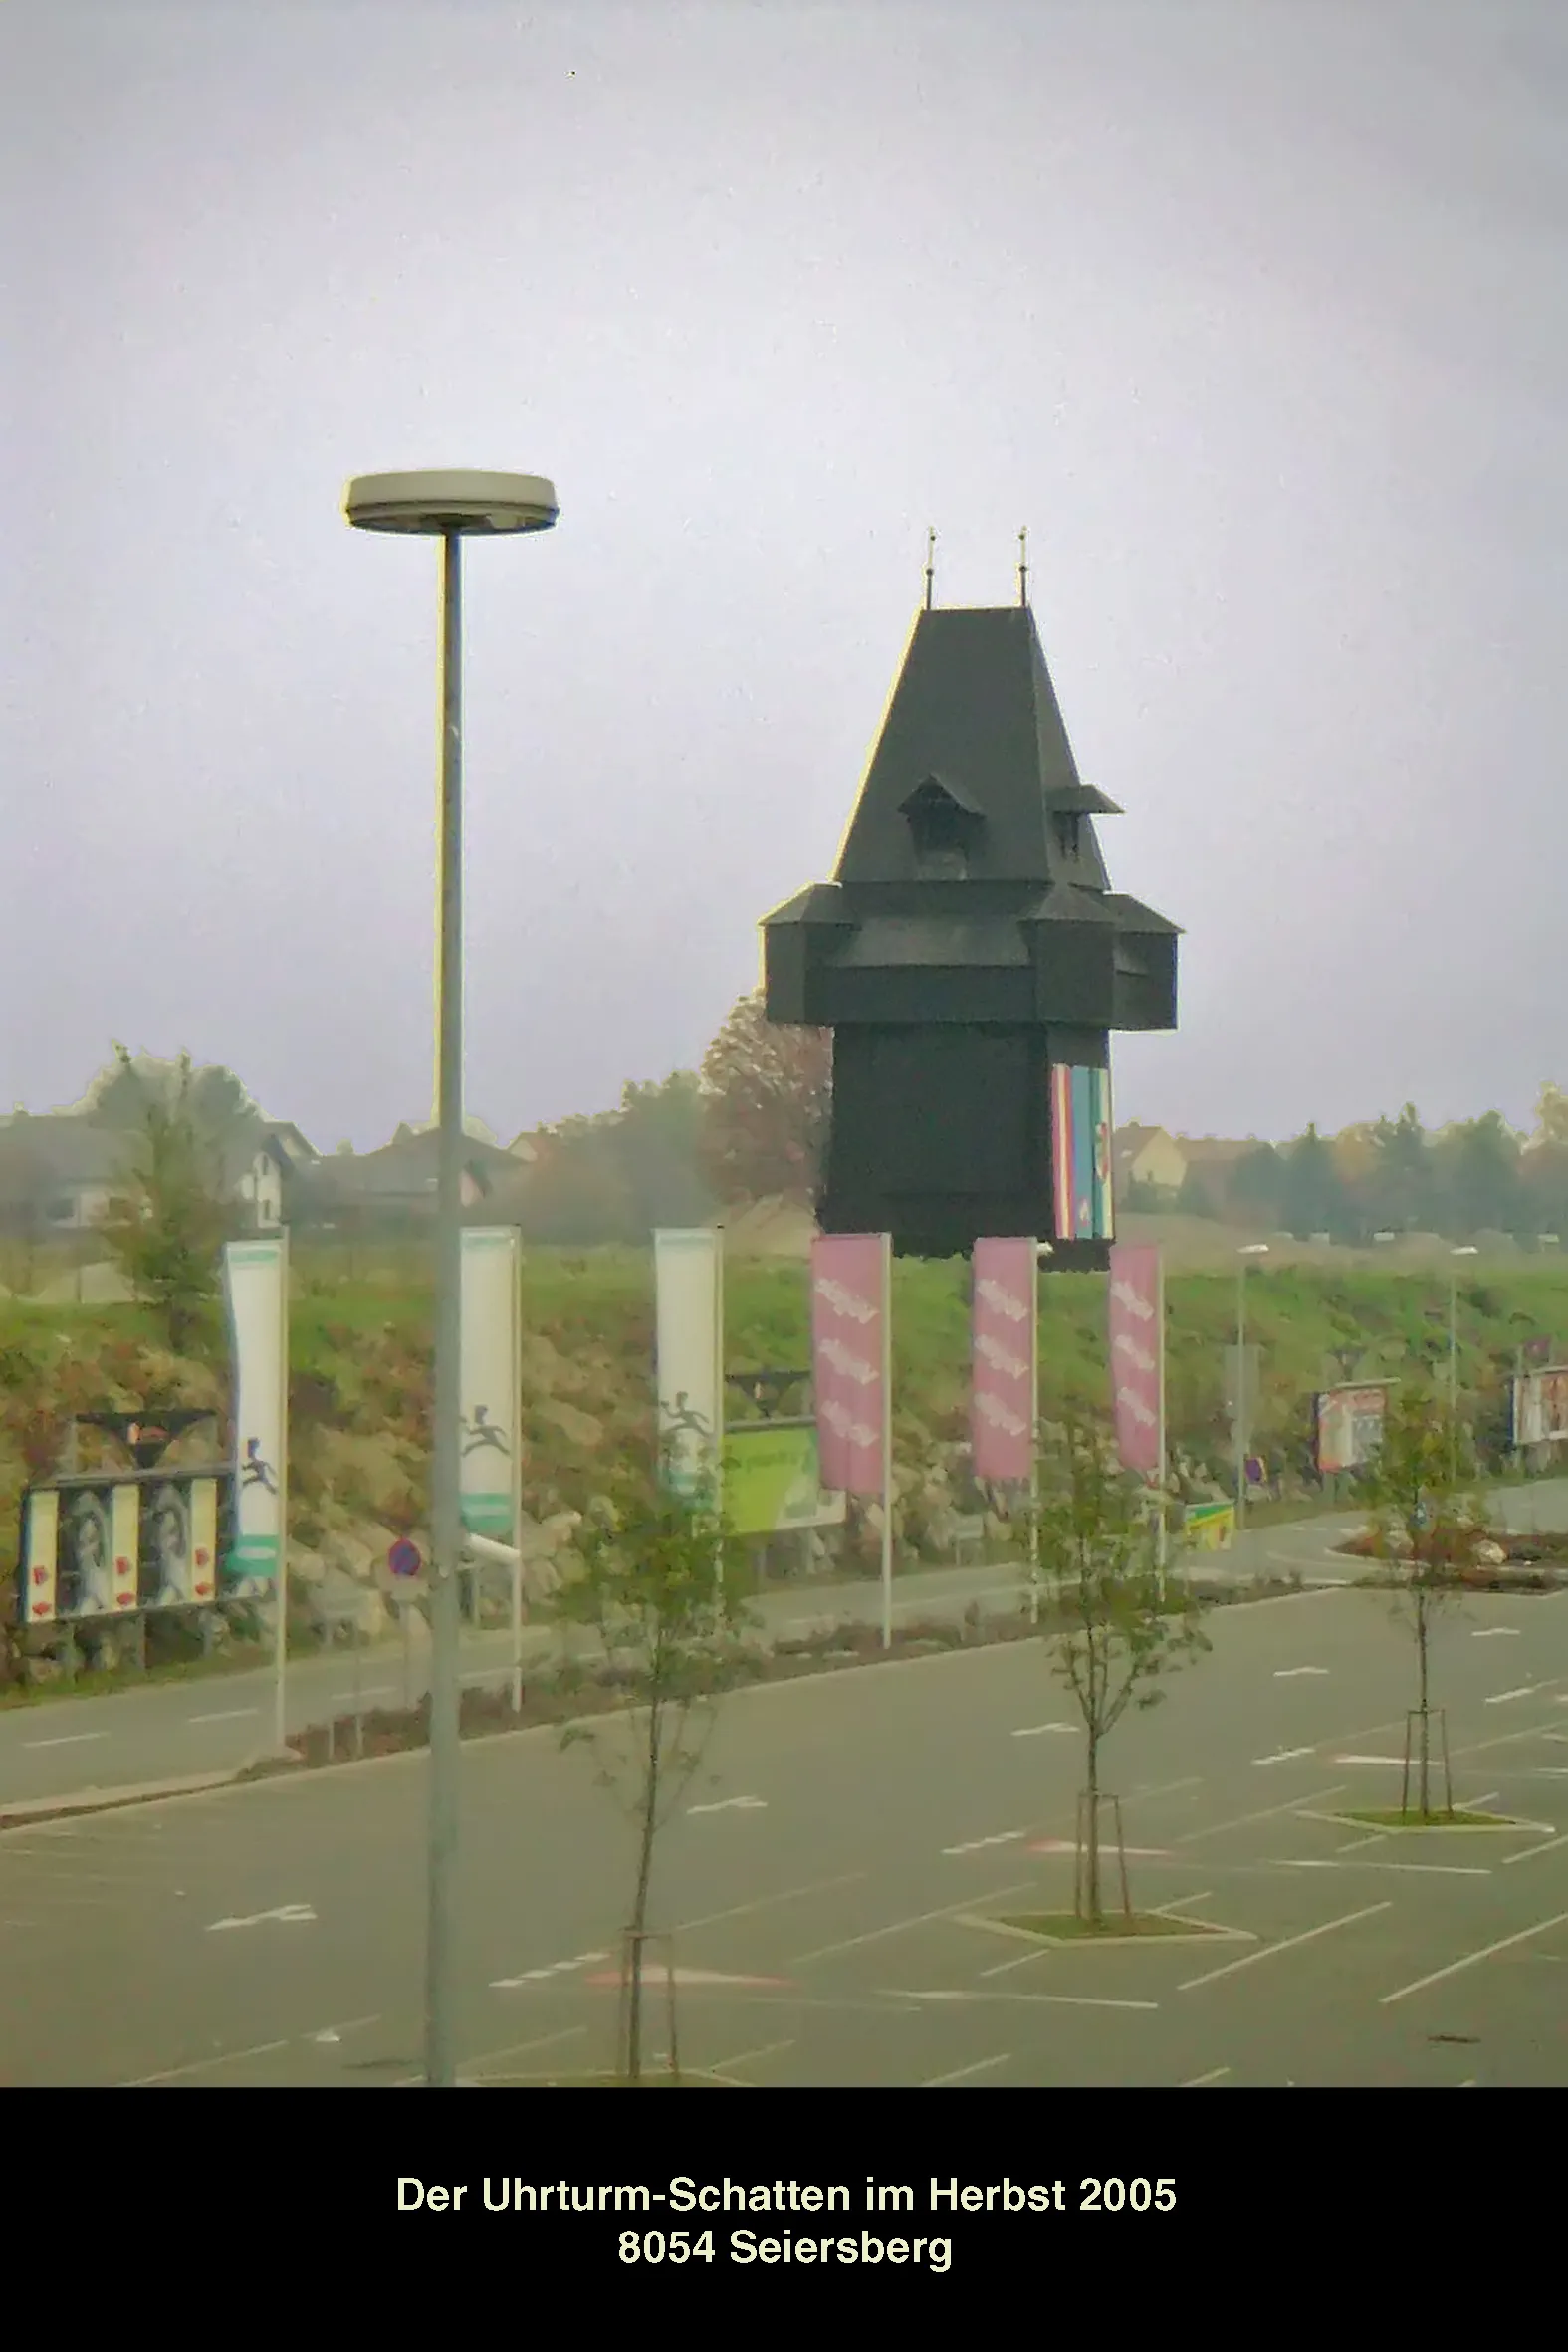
xmin=555 ymin=1443 xmax=765 ymax=2081
xmin=1361 ymin=1380 xmax=1486 ymax=1820
xmin=1034 ymin=1419 xmax=1210 ymax=1926
xmin=101 ymin=1047 xmax=233 ymax=1356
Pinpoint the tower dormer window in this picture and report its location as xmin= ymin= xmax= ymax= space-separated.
xmin=1053 ymin=812 xmax=1081 ymax=861
xmin=899 ymin=774 xmax=984 ymax=881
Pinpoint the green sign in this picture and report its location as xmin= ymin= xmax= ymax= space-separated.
xmin=722 ymin=1421 xmax=846 ymax=1538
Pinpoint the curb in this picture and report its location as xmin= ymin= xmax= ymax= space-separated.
xmin=0 ymin=1764 xmax=261 ymax=1834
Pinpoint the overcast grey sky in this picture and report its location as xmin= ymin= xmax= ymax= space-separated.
xmin=5 ymin=1 xmax=1565 ymax=1150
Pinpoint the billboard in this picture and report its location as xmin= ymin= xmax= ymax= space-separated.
xmin=222 ymin=1234 xmax=290 ymax=1590
xmin=1315 ymin=1383 xmax=1392 ymax=1475
xmin=1183 ymin=1501 xmax=1234 ymax=1552
xmin=971 ymin=1237 xmax=1037 ymax=1483
xmin=460 ymin=1227 xmax=522 ymax=1541
xmin=810 ymin=1233 xmax=891 ymax=1498
xmin=1512 ymin=1366 xmax=1568 ymax=1448
xmin=1108 ymin=1243 xmax=1164 ymax=1478
xmin=721 ymin=1421 xmax=846 ymax=1537
xmin=18 ymin=1471 xmax=228 ymax=1627
xmin=1050 ymin=1064 xmax=1114 ymax=1243
xmin=653 ymin=1228 xmax=725 ymax=1501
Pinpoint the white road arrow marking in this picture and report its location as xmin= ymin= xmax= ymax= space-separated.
xmin=943 ymin=1829 xmax=1029 ymax=1856
xmin=1012 ymin=1723 xmax=1074 ymax=1737
xmin=1252 ymin=1747 xmax=1316 ymax=1765
xmin=1486 ymin=1686 xmax=1540 ymax=1704
xmin=688 ymin=1795 xmax=768 ymax=1814
xmin=1471 ymin=1628 xmax=1521 ymax=1639
xmin=1273 ymin=1667 xmax=1329 ymax=1679
xmin=206 ymin=1903 xmax=317 ymax=1932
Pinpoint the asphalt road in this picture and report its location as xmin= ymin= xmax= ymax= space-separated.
xmin=5 ymin=1478 xmax=1566 ymax=1807
xmin=3 ymin=1565 xmax=1567 ymax=2087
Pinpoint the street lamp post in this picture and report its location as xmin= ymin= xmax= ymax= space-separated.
xmin=344 ymin=470 xmax=558 ymax=2087
xmin=1234 ymin=1244 xmax=1269 ymax=1532
xmin=1448 ymin=1243 xmax=1478 ymax=1483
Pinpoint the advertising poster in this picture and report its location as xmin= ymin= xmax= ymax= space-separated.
xmin=654 ymin=1228 xmax=725 ymax=1503
xmin=1050 ymin=1064 xmax=1114 ymax=1243
xmin=810 ymin=1233 xmax=891 ymax=1497
xmin=1511 ymin=1366 xmax=1568 ymax=1448
xmin=971 ymin=1237 xmax=1037 ymax=1483
xmin=1314 ymin=1383 xmax=1391 ymax=1476
xmin=222 ymin=1234 xmax=290 ymax=1588
xmin=460 ymin=1227 xmax=522 ymax=1541
xmin=722 ymin=1422 xmax=846 ymax=1538
xmin=1108 ymin=1243 xmax=1164 ymax=1478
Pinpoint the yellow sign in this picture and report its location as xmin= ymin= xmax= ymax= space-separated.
xmin=722 ymin=1422 xmax=847 ymax=1538
xmin=1183 ymin=1501 xmax=1234 ymax=1552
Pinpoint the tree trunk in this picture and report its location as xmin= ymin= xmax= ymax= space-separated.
xmin=1084 ymin=1722 xmax=1101 ymax=1926
xmin=1416 ymin=1589 xmax=1431 ymax=1820
xmin=626 ymin=1695 xmax=662 ymax=2082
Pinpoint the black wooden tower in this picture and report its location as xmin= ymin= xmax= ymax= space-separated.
xmin=761 ymin=548 xmax=1181 ymax=1266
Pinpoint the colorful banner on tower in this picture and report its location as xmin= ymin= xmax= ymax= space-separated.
xmin=1314 ymin=1383 xmax=1392 ymax=1475
xmin=971 ymin=1237 xmax=1037 ymax=1482
xmin=810 ymin=1233 xmax=891 ymax=1497
xmin=1050 ymin=1063 xmax=1114 ymax=1243
xmin=222 ymin=1233 xmax=290 ymax=1588
xmin=1511 ymin=1366 xmax=1568 ymax=1448
xmin=654 ymin=1228 xmax=725 ymax=1503
xmin=1108 ymin=1243 xmax=1163 ymax=1477
xmin=460 ymin=1227 xmax=522 ymax=1541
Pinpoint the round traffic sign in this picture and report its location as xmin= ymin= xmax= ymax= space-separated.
xmin=388 ymin=1537 xmax=423 ymax=1579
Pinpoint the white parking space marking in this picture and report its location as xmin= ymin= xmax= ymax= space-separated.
xmin=923 ymin=2052 xmax=1010 ymax=2086
xmin=1179 ymin=1902 xmax=1391 ymax=1992
xmin=1381 ymin=1909 xmax=1568 ymax=2005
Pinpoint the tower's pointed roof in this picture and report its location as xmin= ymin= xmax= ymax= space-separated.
xmin=834 ymin=604 xmax=1117 ymax=888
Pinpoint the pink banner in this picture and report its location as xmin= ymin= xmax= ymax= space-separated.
xmin=810 ymin=1234 xmax=889 ymax=1496
xmin=1108 ymin=1243 xmax=1163 ymax=1476
xmin=971 ymin=1237 xmax=1037 ymax=1482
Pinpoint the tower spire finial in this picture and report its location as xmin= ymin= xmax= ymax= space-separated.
xmin=924 ymin=527 xmax=936 ymax=611
xmin=1018 ymin=526 xmax=1028 ymax=607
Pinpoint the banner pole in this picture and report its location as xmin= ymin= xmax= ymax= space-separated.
xmin=1027 ymin=1238 xmax=1041 ymax=1626
xmin=510 ymin=1229 xmax=524 ymax=1714
xmin=1155 ymin=1245 xmax=1168 ymax=1601
xmin=880 ymin=1232 xmax=893 ymax=1652
xmin=273 ymin=1226 xmax=291 ymax=1756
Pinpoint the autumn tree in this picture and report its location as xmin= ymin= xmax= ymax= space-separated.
xmin=101 ymin=1048 xmax=233 ymax=1355
xmin=555 ymin=1443 xmax=764 ymax=2080
xmin=699 ymin=988 xmax=830 ymax=1209
xmin=1032 ymin=1419 xmax=1210 ymax=1926
xmin=1361 ymin=1381 xmax=1486 ymax=1820
xmin=85 ymin=1048 xmax=261 ymax=1157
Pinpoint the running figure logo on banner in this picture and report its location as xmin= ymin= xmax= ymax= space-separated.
xmin=1049 ymin=1064 xmax=1114 ymax=1244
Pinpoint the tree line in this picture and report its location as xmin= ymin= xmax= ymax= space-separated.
xmin=1150 ymin=1089 xmax=1568 ymax=1245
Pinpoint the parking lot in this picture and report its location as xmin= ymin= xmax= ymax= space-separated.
xmin=2 ymin=1578 xmax=1566 ymax=2087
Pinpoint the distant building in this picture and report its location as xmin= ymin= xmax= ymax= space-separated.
xmin=1113 ymin=1124 xmax=1187 ymax=1196
xmin=296 ymin=1124 xmax=530 ymax=1232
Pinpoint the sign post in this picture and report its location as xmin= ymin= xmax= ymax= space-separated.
xmin=389 ymin=1537 xmax=422 ymax=1712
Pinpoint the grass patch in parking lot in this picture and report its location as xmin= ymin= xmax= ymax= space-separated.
xmin=1325 ymin=1806 xmax=1543 ymax=1832
xmin=991 ymin=1910 xmax=1236 ymax=1944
